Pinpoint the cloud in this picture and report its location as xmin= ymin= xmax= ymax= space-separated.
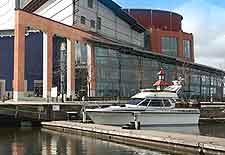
xmin=174 ymin=0 xmax=225 ymax=70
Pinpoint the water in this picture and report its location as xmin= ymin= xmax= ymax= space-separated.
xmin=0 ymin=127 xmax=169 ymax=155
xmin=0 ymin=123 xmax=224 ymax=155
xmin=144 ymin=123 xmax=225 ymax=138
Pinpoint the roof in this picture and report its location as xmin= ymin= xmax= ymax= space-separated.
xmin=131 ymin=91 xmax=178 ymax=99
xmin=23 ymin=0 xmax=47 ymax=12
xmin=23 ymin=0 xmax=145 ymax=33
xmin=158 ymin=68 xmax=165 ymax=75
xmin=98 ymin=0 xmax=145 ymax=32
xmin=153 ymin=80 xmax=172 ymax=87
xmin=124 ymin=9 xmax=183 ymax=20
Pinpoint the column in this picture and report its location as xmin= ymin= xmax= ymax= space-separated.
xmin=87 ymin=42 xmax=96 ymax=97
xmin=67 ymin=39 xmax=76 ymax=99
xmin=178 ymin=32 xmax=184 ymax=58
xmin=13 ymin=12 xmax=25 ymax=101
xmin=43 ymin=32 xmax=53 ymax=99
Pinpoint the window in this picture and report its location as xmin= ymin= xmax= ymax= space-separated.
xmin=139 ymin=99 xmax=150 ymax=106
xmin=88 ymin=0 xmax=94 ymax=8
xmin=97 ymin=17 xmax=101 ymax=30
xmin=81 ymin=16 xmax=86 ymax=25
xmin=183 ymin=40 xmax=191 ymax=59
xmin=149 ymin=99 xmax=163 ymax=107
xmin=128 ymin=98 xmax=143 ymax=105
xmin=161 ymin=37 xmax=177 ymax=57
xmin=163 ymin=99 xmax=171 ymax=107
xmin=90 ymin=20 xmax=95 ymax=29
xmin=75 ymin=41 xmax=87 ymax=64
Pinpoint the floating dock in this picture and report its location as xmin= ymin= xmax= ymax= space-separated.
xmin=42 ymin=121 xmax=225 ymax=155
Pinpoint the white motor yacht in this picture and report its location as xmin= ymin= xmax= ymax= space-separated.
xmin=86 ymin=81 xmax=200 ymax=126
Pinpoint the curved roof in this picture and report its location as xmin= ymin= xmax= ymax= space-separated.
xmin=124 ymin=9 xmax=183 ymax=20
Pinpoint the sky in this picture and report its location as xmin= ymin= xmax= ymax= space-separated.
xmin=114 ymin=0 xmax=225 ymax=70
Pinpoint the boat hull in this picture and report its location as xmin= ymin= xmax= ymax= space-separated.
xmin=87 ymin=110 xmax=200 ymax=126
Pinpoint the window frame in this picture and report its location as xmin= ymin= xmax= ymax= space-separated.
xmin=97 ymin=17 xmax=101 ymax=30
xmin=162 ymin=99 xmax=172 ymax=107
xmin=81 ymin=16 xmax=86 ymax=25
xmin=161 ymin=36 xmax=178 ymax=57
xmin=90 ymin=20 xmax=96 ymax=29
xmin=88 ymin=0 xmax=94 ymax=8
xmin=138 ymin=99 xmax=150 ymax=107
xmin=149 ymin=99 xmax=164 ymax=107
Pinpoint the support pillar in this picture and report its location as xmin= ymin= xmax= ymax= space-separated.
xmin=87 ymin=42 xmax=96 ymax=97
xmin=13 ymin=12 xmax=25 ymax=101
xmin=43 ymin=32 xmax=53 ymax=99
xmin=67 ymin=39 xmax=76 ymax=99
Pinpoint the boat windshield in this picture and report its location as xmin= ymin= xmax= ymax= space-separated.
xmin=128 ymin=98 xmax=143 ymax=105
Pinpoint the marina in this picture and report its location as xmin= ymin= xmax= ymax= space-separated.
xmin=42 ymin=121 xmax=225 ymax=155
xmin=0 ymin=0 xmax=224 ymax=155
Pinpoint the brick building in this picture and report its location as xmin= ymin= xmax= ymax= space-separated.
xmin=124 ymin=9 xmax=194 ymax=62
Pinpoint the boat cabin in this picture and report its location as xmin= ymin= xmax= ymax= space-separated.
xmin=127 ymin=97 xmax=176 ymax=109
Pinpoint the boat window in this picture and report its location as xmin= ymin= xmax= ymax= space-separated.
xmin=128 ymin=98 xmax=143 ymax=105
xmin=139 ymin=99 xmax=150 ymax=106
xmin=149 ymin=99 xmax=163 ymax=107
xmin=163 ymin=99 xmax=171 ymax=107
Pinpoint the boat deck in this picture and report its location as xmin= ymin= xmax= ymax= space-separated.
xmin=42 ymin=121 xmax=225 ymax=154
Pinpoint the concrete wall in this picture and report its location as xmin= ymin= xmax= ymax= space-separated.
xmin=0 ymin=0 xmax=15 ymax=30
xmin=35 ymin=0 xmax=73 ymax=25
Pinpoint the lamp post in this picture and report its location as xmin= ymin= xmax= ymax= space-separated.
xmin=60 ymin=41 xmax=66 ymax=102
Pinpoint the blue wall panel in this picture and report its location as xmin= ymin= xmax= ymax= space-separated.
xmin=0 ymin=32 xmax=43 ymax=91
xmin=25 ymin=32 xmax=43 ymax=91
xmin=0 ymin=36 xmax=14 ymax=91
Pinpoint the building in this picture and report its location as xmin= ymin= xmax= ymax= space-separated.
xmin=0 ymin=0 xmax=224 ymax=101
xmin=124 ymin=9 xmax=194 ymax=62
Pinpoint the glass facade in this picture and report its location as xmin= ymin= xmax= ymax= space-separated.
xmin=178 ymin=67 xmax=224 ymax=101
xmin=75 ymin=41 xmax=88 ymax=97
xmin=183 ymin=40 xmax=191 ymax=59
xmin=75 ymin=41 xmax=87 ymax=65
xmin=161 ymin=37 xmax=178 ymax=57
xmin=95 ymin=47 xmax=139 ymax=97
xmin=142 ymin=58 xmax=159 ymax=88
xmin=94 ymin=46 xmax=224 ymax=100
xmin=95 ymin=46 xmax=178 ymax=97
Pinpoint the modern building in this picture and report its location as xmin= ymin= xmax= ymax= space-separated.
xmin=124 ymin=9 xmax=194 ymax=62
xmin=0 ymin=0 xmax=224 ymax=101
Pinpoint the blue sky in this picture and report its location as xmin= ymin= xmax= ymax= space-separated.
xmin=114 ymin=0 xmax=225 ymax=10
xmin=114 ymin=0 xmax=225 ymax=69
xmin=114 ymin=0 xmax=187 ymax=10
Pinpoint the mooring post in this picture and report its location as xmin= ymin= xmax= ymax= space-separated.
xmin=82 ymin=96 xmax=86 ymax=123
xmin=15 ymin=106 xmax=18 ymax=119
xmin=133 ymin=112 xmax=140 ymax=130
xmin=82 ymin=106 xmax=86 ymax=123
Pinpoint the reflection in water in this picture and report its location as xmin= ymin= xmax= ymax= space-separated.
xmin=143 ymin=125 xmax=200 ymax=135
xmin=12 ymin=143 xmax=24 ymax=155
xmin=41 ymin=129 xmax=169 ymax=155
xmin=0 ymin=123 xmax=224 ymax=155
xmin=0 ymin=127 xmax=169 ymax=155
xmin=143 ymin=123 xmax=225 ymax=138
xmin=199 ymin=123 xmax=225 ymax=138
